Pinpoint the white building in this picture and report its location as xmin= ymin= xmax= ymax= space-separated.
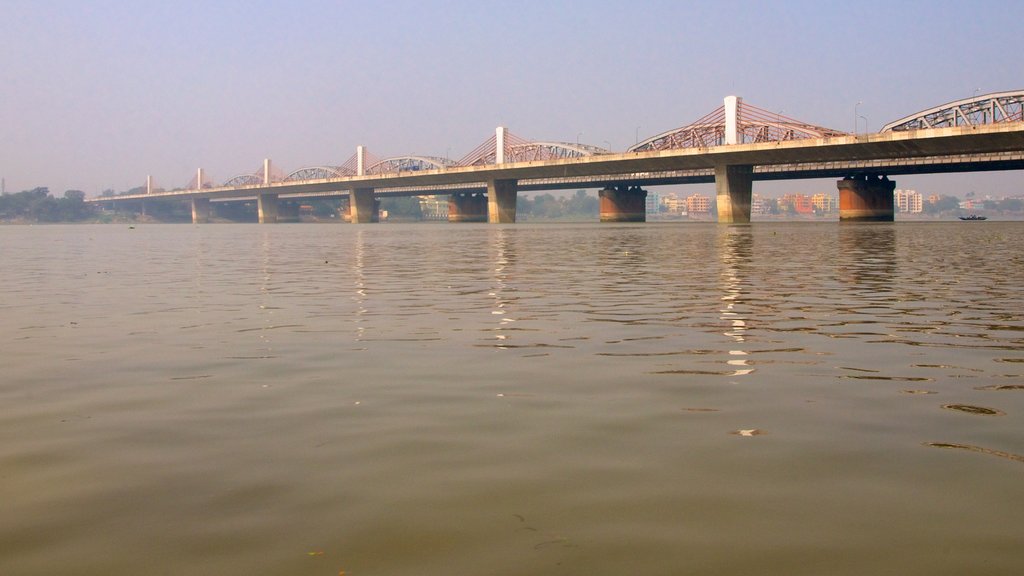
xmin=895 ymin=189 xmax=923 ymax=213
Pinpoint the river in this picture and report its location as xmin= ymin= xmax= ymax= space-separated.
xmin=1 ymin=221 xmax=1022 ymax=575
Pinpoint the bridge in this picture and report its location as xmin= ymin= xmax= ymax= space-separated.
xmin=88 ymin=91 xmax=1024 ymax=223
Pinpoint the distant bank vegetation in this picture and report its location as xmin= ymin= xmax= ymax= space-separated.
xmin=0 ymin=188 xmax=94 ymax=222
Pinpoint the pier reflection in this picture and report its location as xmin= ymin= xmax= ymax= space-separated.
xmin=717 ymin=225 xmax=755 ymax=377
xmin=488 ymin=227 xmax=520 ymax=345
xmin=837 ymin=224 xmax=896 ymax=288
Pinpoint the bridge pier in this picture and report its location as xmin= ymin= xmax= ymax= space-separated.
xmin=448 ymin=192 xmax=488 ymax=222
xmin=837 ymin=175 xmax=895 ymax=221
xmin=191 ymin=197 xmax=211 ymax=224
xmin=258 ymin=193 xmax=279 ymax=224
xmin=715 ymin=165 xmax=753 ymax=223
xmin=599 ymin=185 xmax=647 ymax=222
xmin=350 ymin=188 xmax=379 ymax=223
xmin=487 ymin=179 xmax=518 ymax=223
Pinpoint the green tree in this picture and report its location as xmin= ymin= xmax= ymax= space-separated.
xmin=923 ymin=195 xmax=961 ymax=214
xmin=379 ymin=196 xmax=423 ymax=219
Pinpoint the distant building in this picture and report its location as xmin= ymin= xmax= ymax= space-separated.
xmin=686 ymin=193 xmax=712 ymax=214
xmin=779 ymin=193 xmax=814 ymax=215
xmin=752 ymin=194 xmax=767 ymax=215
xmin=646 ymin=190 xmax=660 ymax=214
xmin=419 ymin=196 xmax=448 ymax=220
xmin=660 ymin=193 xmax=687 ymax=215
xmin=895 ymin=189 xmax=923 ymax=213
xmin=811 ymin=193 xmax=836 ymax=213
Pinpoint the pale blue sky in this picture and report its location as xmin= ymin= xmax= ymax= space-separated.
xmin=1 ymin=0 xmax=1021 ymax=197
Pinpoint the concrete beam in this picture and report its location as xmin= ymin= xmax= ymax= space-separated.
xmin=487 ymin=179 xmax=517 ymax=223
xmin=350 ymin=188 xmax=379 ymax=223
xmin=715 ymin=165 xmax=753 ymax=223
xmin=257 ymin=194 xmax=279 ymax=223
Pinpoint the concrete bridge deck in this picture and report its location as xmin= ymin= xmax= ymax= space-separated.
xmin=90 ymin=120 xmax=1024 ymax=224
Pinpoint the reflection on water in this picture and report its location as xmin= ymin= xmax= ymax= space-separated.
xmin=718 ymin=225 xmax=754 ymax=377
xmin=1 ymin=222 xmax=1022 ymax=576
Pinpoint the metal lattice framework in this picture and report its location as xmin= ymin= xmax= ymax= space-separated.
xmin=365 ymin=156 xmax=456 ymax=174
xmin=881 ymin=90 xmax=1024 ymax=132
xmin=223 ymin=173 xmax=264 ymax=186
xmin=459 ymin=131 xmax=609 ymax=166
xmin=629 ymin=100 xmax=846 ymax=152
xmin=283 ymin=166 xmax=354 ymax=181
xmin=505 ymin=141 xmax=610 ymax=162
xmin=459 ymin=130 xmax=529 ymax=166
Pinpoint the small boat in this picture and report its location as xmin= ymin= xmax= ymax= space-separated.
xmin=958 ymin=215 xmax=987 ymax=221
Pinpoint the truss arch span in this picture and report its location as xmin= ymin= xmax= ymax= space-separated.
xmin=365 ymin=156 xmax=455 ymax=175
xmin=627 ymin=100 xmax=845 ymax=153
xmin=882 ymin=90 xmax=1024 ymax=132
xmin=506 ymin=141 xmax=610 ymax=162
xmin=223 ymin=173 xmax=264 ymax=187
xmin=283 ymin=166 xmax=353 ymax=182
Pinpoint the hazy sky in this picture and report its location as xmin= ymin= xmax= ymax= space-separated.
xmin=2 ymin=0 xmax=1021 ymax=197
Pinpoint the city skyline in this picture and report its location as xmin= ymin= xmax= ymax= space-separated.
xmin=2 ymin=1 xmax=1022 ymax=197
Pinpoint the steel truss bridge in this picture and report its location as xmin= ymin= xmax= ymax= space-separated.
xmin=90 ymin=91 xmax=1024 ymax=222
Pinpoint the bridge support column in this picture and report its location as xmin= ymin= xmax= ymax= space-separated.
xmin=487 ymin=179 xmax=517 ymax=223
xmin=191 ymin=197 xmax=211 ymax=224
xmin=350 ymin=188 xmax=379 ymax=223
xmin=449 ymin=192 xmax=488 ymax=222
xmin=837 ymin=175 xmax=895 ymax=221
xmin=258 ymin=193 xmax=279 ymax=224
xmin=715 ymin=164 xmax=753 ymax=223
xmin=599 ymin=185 xmax=647 ymax=222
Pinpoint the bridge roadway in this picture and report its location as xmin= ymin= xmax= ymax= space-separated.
xmin=91 ymin=122 xmax=1024 ymax=223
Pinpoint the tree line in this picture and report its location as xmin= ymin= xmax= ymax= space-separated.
xmin=0 ymin=188 xmax=94 ymax=222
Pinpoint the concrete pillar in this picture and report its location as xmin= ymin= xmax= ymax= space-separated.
xmin=350 ymin=187 xmax=379 ymax=223
xmin=837 ymin=175 xmax=895 ymax=221
xmin=196 ymin=168 xmax=205 ymax=190
xmin=356 ymin=146 xmax=366 ymax=176
xmin=496 ymin=127 xmax=507 ymax=164
xmin=724 ymin=95 xmax=742 ymax=145
xmin=146 ymin=175 xmax=153 ymax=195
xmin=448 ymin=192 xmax=488 ymax=222
xmin=258 ymin=193 xmax=279 ymax=224
xmin=263 ymin=158 xmax=272 ymax=185
xmin=599 ymin=185 xmax=647 ymax=222
xmin=191 ymin=197 xmax=211 ymax=224
xmin=715 ymin=164 xmax=753 ymax=223
xmin=487 ymin=179 xmax=517 ymax=223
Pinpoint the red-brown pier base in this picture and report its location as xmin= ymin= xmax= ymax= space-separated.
xmin=599 ymin=185 xmax=648 ymax=222
xmin=837 ymin=175 xmax=895 ymax=222
xmin=448 ymin=192 xmax=488 ymax=223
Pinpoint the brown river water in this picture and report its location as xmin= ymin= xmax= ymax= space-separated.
xmin=1 ymin=221 xmax=1022 ymax=575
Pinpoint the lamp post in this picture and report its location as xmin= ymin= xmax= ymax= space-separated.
xmin=858 ymin=115 xmax=868 ymax=134
xmin=576 ymin=132 xmax=583 ymax=146
xmin=854 ymin=101 xmax=862 ymax=135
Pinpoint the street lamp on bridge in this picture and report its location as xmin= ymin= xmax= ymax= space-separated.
xmin=854 ymin=101 xmax=863 ymax=134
